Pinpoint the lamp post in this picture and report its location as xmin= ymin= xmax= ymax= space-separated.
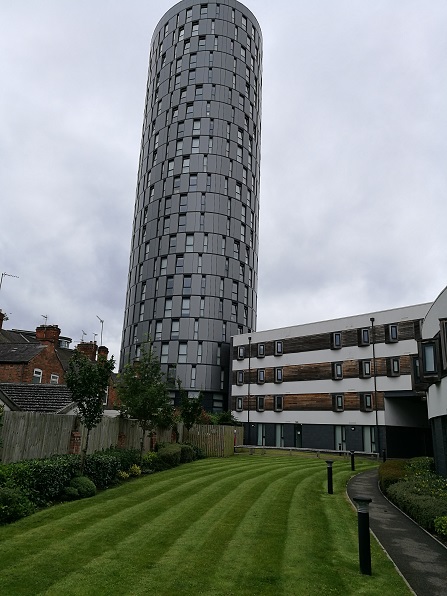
xmin=370 ymin=317 xmax=380 ymax=455
xmin=247 ymin=335 xmax=251 ymax=445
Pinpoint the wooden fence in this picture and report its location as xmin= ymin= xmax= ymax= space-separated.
xmin=0 ymin=411 xmax=242 ymax=463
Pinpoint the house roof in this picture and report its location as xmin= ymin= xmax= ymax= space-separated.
xmin=0 ymin=383 xmax=75 ymax=413
xmin=0 ymin=343 xmax=44 ymax=363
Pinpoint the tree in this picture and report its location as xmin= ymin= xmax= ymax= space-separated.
xmin=178 ymin=382 xmax=204 ymax=430
xmin=117 ymin=345 xmax=173 ymax=460
xmin=66 ymin=350 xmax=115 ymax=471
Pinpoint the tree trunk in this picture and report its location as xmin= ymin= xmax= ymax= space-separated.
xmin=80 ymin=427 xmax=91 ymax=474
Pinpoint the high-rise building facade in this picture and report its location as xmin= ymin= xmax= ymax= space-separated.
xmin=120 ymin=1 xmax=262 ymax=410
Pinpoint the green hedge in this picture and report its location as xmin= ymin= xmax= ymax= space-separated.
xmin=378 ymin=459 xmax=407 ymax=493
xmin=387 ymin=481 xmax=447 ymax=531
xmin=83 ymin=448 xmax=140 ymax=490
xmin=0 ymin=485 xmax=36 ymax=525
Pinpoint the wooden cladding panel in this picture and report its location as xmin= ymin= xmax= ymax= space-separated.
xmin=233 ymin=320 xmax=420 ymax=359
xmin=231 ymin=392 xmax=385 ymax=411
xmin=232 ymin=355 xmax=412 ymax=385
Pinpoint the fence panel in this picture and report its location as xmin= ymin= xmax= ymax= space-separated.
xmin=1 ymin=411 xmax=74 ymax=463
xmin=184 ymin=425 xmax=242 ymax=457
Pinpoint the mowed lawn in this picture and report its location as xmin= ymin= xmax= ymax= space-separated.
xmin=0 ymin=454 xmax=410 ymax=596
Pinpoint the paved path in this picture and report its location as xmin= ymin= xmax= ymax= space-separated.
xmin=347 ymin=469 xmax=447 ymax=595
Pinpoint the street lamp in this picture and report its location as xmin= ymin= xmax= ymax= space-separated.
xmin=370 ymin=317 xmax=380 ymax=454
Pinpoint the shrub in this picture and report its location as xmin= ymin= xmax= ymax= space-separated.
xmin=183 ymin=442 xmax=206 ymax=460
xmin=105 ymin=448 xmax=141 ymax=470
xmin=141 ymin=452 xmax=159 ymax=473
xmin=62 ymin=486 xmax=79 ymax=501
xmin=405 ymin=457 xmax=435 ymax=476
xmin=2 ymin=455 xmax=80 ymax=506
xmin=69 ymin=476 xmax=96 ymax=498
xmin=378 ymin=459 xmax=407 ymax=493
xmin=83 ymin=452 xmax=121 ymax=490
xmin=0 ymin=485 xmax=35 ymax=524
xmin=387 ymin=481 xmax=447 ymax=530
xmin=117 ymin=470 xmax=130 ymax=480
xmin=156 ymin=444 xmax=182 ymax=470
xmin=180 ymin=444 xmax=195 ymax=463
xmin=128 ymin=464 xmax=142 ymax=477
xmin=434 ymin=516 xmax=447 ymax=538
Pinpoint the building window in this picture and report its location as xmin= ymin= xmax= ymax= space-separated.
xmin=171 ymin=319 xmax=179 ymax=339
xmin=164 ymin=299 xmax=172 ymax=317
xmin=256 ymin=396 xmax=265 ymax=412
xmin=216 ymin=344 xmax=221 ymax=365
xmin=274 ymin=395 xmax=283 ymax=412
xmin=332 ymin=362 xmax=343 ymax=380
xmin=237 ymin=346 xmax=245 ymax=360
xmin=236 ymin=396 xmax=243 ymax=411
xmin=386 ymin=324 xmax=399 ymax=343
xmin=192 ymin=21 xmax=199 ymax=36
xmin=331 ymin=332 xmax=342 ymax=350
xmin=387 ymin=357 xmax=400 ymax=377
xmin=50 ymin=374 xmax=59 ymax=385
xmin=176 ymin=255 xmax=184 ymax=273
xmin=358 ymin=328 xmax=370 ymax=346
xmin=178 ymin=214 xmax=186 ymax=232
xmin=192 ymin=137 xmax=200 ymax=153
xmin=257 ymin=343 xmax=265 ymax=358
xmin=32 ymin=369 xmax=43 ymax=384
xmin=178 ymin=343 xmax=188 ymax=363
xmin=332 ymin=393 xmax=344 ymax=412
xmin=360 ymin=393 xmax=373 ymax=412
xmin=191 ymin=366 xmax=196 ymax=388
xmin=421 ymin=341 xmax=438 ymax=376
xmin=155 ymin=321 xmax=162 ymax=340
xmin=274 ymin=340 xmax=283 ymax=356
xmin=274 ymin=368 xmax=283 ymax=383
xmin=161 ymin=343 xmax=169 ymax=364
xmin=160 ymin=257 xmax=167 ymax=275
xmin=359 ymin=359 xmax=371 ymax=378
xmin=198 ymin=342 xmax=203 ymax=363
xmin=183 ymin=276 xmax=192 ymax=295
xmin=257 ymin=369 xmax=265 ymax=384
xmin=237 ymin=370 xmax=244 ymax=385
xmin=182 ymin=298 xmax=190 ymax=316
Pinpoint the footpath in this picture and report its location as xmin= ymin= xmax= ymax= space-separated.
xmin=347 ymin=469 xmax=447 ymax=596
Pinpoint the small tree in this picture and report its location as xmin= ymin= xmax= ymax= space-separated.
xmin=117 ymin=345 xmax=173 ymax=460
xmin=66 ymin=350 xmax=115 ymax=472
xmin=178 ymin=382 xmax=204 ymax=431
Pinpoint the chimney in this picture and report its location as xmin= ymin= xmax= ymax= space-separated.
xmin=0 ymin=310 xmax=5 ymax=330
xmin=97 ymin=346 xmax=109 ymax=359
xmin=36 ymin=325 xmax=61 ymax=345
xmin=76 ymin=341 xmax=98 ymax=362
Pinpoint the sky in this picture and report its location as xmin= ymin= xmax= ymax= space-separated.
xmin=1 ymin=0 xmax=446 ymax=366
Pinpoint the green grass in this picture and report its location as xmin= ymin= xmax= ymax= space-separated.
xmin=0 ymin=455 xmax=410 ymax=595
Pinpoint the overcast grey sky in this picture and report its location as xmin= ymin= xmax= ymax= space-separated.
xmin=1 ymin=0 xmax=446 ymax=364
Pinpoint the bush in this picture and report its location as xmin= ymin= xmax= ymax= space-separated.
xmin=387 ymin=481 xmax=447 ymax=531
xmin=104 ymin=448 xmax=141 ymax=470
xmin=180 ymin=444 xmax=195 ymax=463
xmin=69 ymin=476 xmax=96 ymax=498
xmin=1 ymin=455 xmax=80 ymax=506
xmin=62 ymin=486 xmax=79 ymax=501
xmin=128 ymin=464 xmax=142 ymax=477
xmin=117 ymin=470 xmax=130 ymax=481
xmin=156 ymin=444 xmax=182 ymax=470
xmin=183 ymin=442 xmax=206 ymax=460
xmin=378 ymin=459 xmax=407 ymax=493
xmin=434 ymin=516 xmax=447 ymax=538
xmin=141 ymin=451 xmax=159 ymax=472
xmin=83 ymin=452 xmax=121 ymax=490
xmin=405 ymin=457 xmax=435 ymax=476
xmin=0 ymin=485 xmax=35 ymax=524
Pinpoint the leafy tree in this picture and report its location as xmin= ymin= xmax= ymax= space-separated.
xmin=178 ymin=382 xmax=204 ymax=430
xmin=117 ymin=345 xmax=173 ymax=460
xmin=66 ymin=350 xmax=115 ymax=472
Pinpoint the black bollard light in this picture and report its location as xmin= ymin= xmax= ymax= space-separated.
xmin=326 ymin=460 xmax=334 ymax=494
xmin=382 ymin=449 xmax=386 ymax=463
xmin=353 ymin=496 xmax=372 ymax=575
xmin=350 ymin=450 xmax=355 ymax=471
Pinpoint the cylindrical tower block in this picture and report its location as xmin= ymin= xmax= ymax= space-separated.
xmin=120 ymin=0 xmax=262 ymax=410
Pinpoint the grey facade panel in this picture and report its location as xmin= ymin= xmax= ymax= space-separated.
xmin=120 ymin=0 xmax=262 ymax=408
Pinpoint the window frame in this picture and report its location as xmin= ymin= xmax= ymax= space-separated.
xmin=360 ymin=392 xmax=373 ymax=412
xmin=332 ymin=393 xmax=344 ymax=412
xmin=274 ymin=367 xmax=283 ymax=384
xmin=257 ymin=343 xmax=265 ymax=358
xmin=332 ymin=361 xmax=343 ymax=380
xmin=331 ymin=331 xmax=342 ymax=350
xmin=257 ymin=369 xmax=265 ymax=384
xmin=274 ymin=395 xmax=283 ymax=412
xmin=274 ymin=340 xmax=283 ymax=356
